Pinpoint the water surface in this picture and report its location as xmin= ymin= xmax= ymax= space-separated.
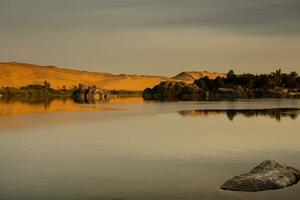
xmin=0 ymin=98 xmax=300 ymax=200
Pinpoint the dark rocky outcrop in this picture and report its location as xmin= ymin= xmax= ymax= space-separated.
xmin=209 ymin=87 xmax=300 ymax=99
xmin=251 ymin=88 xmax=300 ymax=98
xmin=143 ymin=81 xmax=300 ymax=101
xmin=143 ymin=81 xmax=203 ymax=101
xmin=72 ymin=87 xmax=114 ymax=103
xmin=221 ymin=160 xmax=300 ymax=192
xmin=208 ymin=86 xmax=248 ymax=99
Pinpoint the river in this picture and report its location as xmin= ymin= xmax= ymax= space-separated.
xmin=0 ymin=97 xmax=299 ymax=200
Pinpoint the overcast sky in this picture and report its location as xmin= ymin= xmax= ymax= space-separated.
xmin=1 ymin=0 xmax=300 ymax=75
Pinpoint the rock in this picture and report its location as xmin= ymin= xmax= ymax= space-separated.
xmin=220 ymin=160 xmax=300 ymax=192
xmin=142 ymin=88 xmax=153 ymax=100
xmin=209 ymin=87 xmax=248 ymax=99
xmin=143 ymin=82 xmax=300 ymax=101
xmin=143 ymin=81 xmax=203 ymax=101
xmin=72 ymin=88 xmax=113 ymax=103
xmin=252 ymin=88 xmax=292 ymax=98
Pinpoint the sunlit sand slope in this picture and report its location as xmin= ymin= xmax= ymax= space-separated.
xmin=172 ymin=71 xmax=226 ymax=83
xmin=0 ymin=62 xmax=225 ymax=90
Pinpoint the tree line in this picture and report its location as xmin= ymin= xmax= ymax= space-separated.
xmin=194 ymin=69 xmax=300 ymax=91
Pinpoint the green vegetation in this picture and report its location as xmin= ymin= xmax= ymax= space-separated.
xmin=143 ymin=70 xmax=300 ymax=101
xmin=0 ymin=82 xmax=143 ymax=104
xmin=194 ymin=69 xmax=300 ymax=91
xmin=0 ymin=81 xmax=72 ymax=103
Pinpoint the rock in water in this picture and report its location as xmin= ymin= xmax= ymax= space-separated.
xmin=220 ymin=160 xmax=300 ymax=192
xmin=143 ymin=81 xmax=203 ymax=101
xmin=72 ymin=87 xmax=113 ymax=103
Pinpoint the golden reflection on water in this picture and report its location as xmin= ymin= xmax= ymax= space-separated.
xmin=0 ymin=97 xmax=144 ymax=131
xmin=108 ymin=97 xmax=144 ymax=104
xmin=0 ymin=99 xmax=118 ymax=116
xmin=1 ymin=99 xmax=300 ymax=199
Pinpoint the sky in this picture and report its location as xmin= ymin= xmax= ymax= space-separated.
xmin=0 ymin=0 xmax=300 ymax=76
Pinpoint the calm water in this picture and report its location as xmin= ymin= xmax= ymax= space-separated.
xmin=0 ymin=98 xmax=300 ymax=200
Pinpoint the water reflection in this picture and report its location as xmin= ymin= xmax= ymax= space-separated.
xmin=0 ymin=98 xmax=117 ymax=116
xmin=0 ymin=96 xmax=65 ymax=109
xmin=1 ymin=98 xmax=300 ymax=199
xmin=179 ymin=108 xmax=300 ymax=121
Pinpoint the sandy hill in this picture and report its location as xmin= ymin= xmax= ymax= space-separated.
xmin=172 ymin=71 xmax=226 ymax=83
xmin=0 ymin=62 xmax=225 ymax=91
xmin=0 ymin=62 xmax=169 ymax=91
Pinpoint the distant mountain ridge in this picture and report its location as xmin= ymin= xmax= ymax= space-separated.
xmin=0 ymin=62 xmax=225 ymax=91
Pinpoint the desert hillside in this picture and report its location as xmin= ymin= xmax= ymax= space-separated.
xmin=0 ymin=62 xmax=225 ymax=91
xmin=172 ymin=71 xmax=226 ymax=83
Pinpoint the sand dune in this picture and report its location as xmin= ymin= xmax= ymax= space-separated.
xmin=172 ymin=71 xmax=226 ymax=83
xmin=0 ymin=62 xmax=225 ymax=91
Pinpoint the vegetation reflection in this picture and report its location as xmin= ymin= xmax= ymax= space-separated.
xmin=179 ymin=108 xmax=300 ymax=121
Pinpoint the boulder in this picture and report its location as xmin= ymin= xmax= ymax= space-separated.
xmin=221 ymin=160 xmax=300 ymax=192
xmin=72 ymin=88 xmax=113 ymax=103
xmin=143 ymin=81 xmax=202 ymax=101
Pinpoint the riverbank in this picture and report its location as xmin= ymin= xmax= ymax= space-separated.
xmin=0 ymin=84 xmax=143 ymax=104
xmin=143 ymin=70 xmax=300 ymax=101
xmin=143 ymin=82 xmax=300 ymax=101
xmin=0 ymin=84 xmax=72 ymax=103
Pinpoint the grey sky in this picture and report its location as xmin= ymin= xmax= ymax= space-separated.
xmin=1 ymin=0 xmax=300 ymax=75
